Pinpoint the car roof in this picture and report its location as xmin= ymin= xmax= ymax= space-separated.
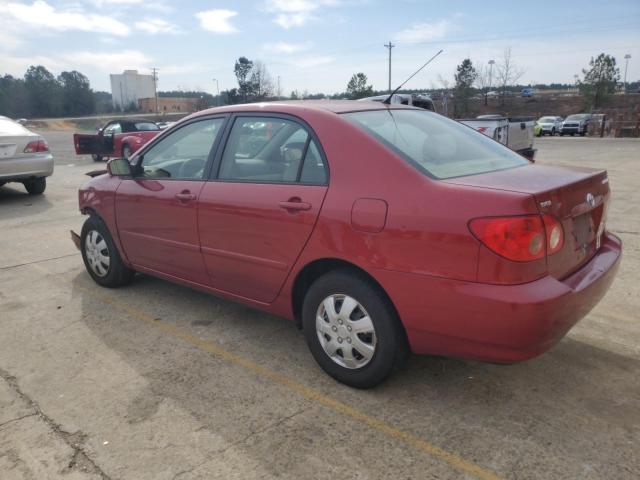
xmin=192 ymin=100 xmax=419 ymax=117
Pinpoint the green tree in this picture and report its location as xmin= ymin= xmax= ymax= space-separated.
xmin=579 ymin=53 xmax=620 ymax=108
xmin=346 ymin=73 xmax=373 ymax=99
xmin=453 ymin=58 xmax=477 ymax=117
xmin=0 ymin=75 xmax=30 ymax=117
xmin=234 ymin=57 xmax=254 ymax=102
xmin=24 ymin=65 xmax=63 ymax=117
xmin=58 ymin=70 xmax=95 ymax=116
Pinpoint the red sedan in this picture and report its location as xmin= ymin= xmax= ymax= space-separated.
xmin=73 ymin=119 xmax=161 ymax=161
xmin=73 ymin=101 xmax=621 ymax=388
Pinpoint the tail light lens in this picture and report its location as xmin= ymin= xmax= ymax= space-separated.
xmin=23 ymin=139 xmax=49 ymax=153
xmin=470 ymin=215 xmax=564 ymax=262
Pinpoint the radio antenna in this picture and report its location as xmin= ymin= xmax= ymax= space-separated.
xmin=382 ymin=49 xmax=443 ymax=105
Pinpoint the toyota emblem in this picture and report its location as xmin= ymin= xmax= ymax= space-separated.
xmin=586 ymin=193 xmax=596 ymax=207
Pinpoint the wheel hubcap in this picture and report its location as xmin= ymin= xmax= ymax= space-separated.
xmin=316 ymin=294 xmax=377 ymax=369
xmin=84 ymin=230 xmax=110 ymax=277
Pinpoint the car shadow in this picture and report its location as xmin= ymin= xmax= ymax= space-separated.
xmin=71 ymin=270 xmax=640 ymax=478
xmin=0 ymin=184 xmax=53 ymax=219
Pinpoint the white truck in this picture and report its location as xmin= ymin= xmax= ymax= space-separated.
xmin=360 ymin=95 xmax=536 ymax=160
xmin=458 ymin=114 xmax=537 ymax=160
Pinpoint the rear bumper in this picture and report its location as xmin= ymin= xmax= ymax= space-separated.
xmin=0 ymin=154 xmax=54 ymax=180
xmin=373 ymin=233 xmax=622 ymax=363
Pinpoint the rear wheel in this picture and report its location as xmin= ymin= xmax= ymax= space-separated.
xmin=302 ymin=270 xmax=408 ymax=388
xmin=91 ymin=154 xmax=103 ymax=162
xmin=81 ymin=216 xmax=135 ymax=288
xmin=122 ymin=144 xmax=132 ymax=159
xmin=23 ymin=177 xmax=46 ymax=195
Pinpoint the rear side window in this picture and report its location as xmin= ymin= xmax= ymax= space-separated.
xmin=218 ymin=116 xmax=326 ymax=184
xmin=344 ymin=110 xmax=528 ymax=179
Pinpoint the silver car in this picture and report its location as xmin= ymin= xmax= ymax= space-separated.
xmin=0 ymin=116 xmax=54 ymax=195
xmin=536 ymin=116 xmax=563 ymax=136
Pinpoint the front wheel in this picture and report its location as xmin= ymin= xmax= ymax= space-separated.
xmin=81 ymin=216 xmax=135 ymax=288
xmin=302 ymin=270 xmax=408 ymax=388
xmin=24 ymin=177 xmax=46 ymax=195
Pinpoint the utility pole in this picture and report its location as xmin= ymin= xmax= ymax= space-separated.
xmin=384 ymin=41 xmax=395 ymax=93
xmin=488 ymin=59 xmax=495 ymax=90
xmin=277 ymin=75 xmax=282 ymax=99
xmin=151 ymin=67 xmax=159 ymax=114
xmin=212 ymin=78 xmax=219 ymax=105
xmin=623 ymin=54 xmax=631 ymax=92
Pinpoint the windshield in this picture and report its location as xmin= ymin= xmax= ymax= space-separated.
xmin=135 ymin=122 xmax=160 ymax=131
xmin=343 ymin=109 xmax=528 ymax=179
xmin=566 ymin=114 xmax=588 ymax=121
xmin=539 ymin=117 xmax=555 ymax=122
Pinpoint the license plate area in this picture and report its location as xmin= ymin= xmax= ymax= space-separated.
xmin=0 ymin=144 xmax=17 ymax=157
xmin=572 ymin=205 xmax=603 ymax=251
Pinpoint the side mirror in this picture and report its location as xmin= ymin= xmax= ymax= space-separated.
xmin=107 ymin=158 xmax=132 ymax=177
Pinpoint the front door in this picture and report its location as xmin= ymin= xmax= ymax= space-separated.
xmin=198 ymin=115 xmax=329 ymax=303
xmin=115 ymin=117 xmax=226 ymax=283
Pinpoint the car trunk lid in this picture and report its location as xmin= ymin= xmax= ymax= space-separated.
xmin=0 ymin=134 xmax=40 ymax=159
xmin=445 ymin=164 xmax=610 ymax=279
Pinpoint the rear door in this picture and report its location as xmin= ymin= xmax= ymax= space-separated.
xmin=198 ymin=114 xmax=329 ymax=303
xmin=115 ymin=116 xmax=227 ymax=283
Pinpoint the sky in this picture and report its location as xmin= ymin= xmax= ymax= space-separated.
xmin=1 ymin=0 xmax=639 ymax=96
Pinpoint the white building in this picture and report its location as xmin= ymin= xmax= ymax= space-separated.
xmin=110 ymin=70 xmax=155 ymax=109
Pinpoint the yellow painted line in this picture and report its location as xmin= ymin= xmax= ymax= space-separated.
xmin=78 ymin=284 xmax=504 ymax=480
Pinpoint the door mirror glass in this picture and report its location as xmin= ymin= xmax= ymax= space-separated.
xmin=107 ymin=157 xmax=132 ymax=177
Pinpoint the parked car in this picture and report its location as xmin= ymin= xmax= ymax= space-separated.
xmin=561 ymin=114 xmax=592 ymax=136
xmin=521 ymin=88 xmax=534 ymax=97
xmin=73 ymin=119 xmax=162 ymax=161
xmin=0 ymin=116 xmax=53 ymax=194
xmin=459 ymin=115 xmax=536 ymax=159
xmin=537 ymin=116 xmax=563 ymax=136
xmin=72 ymin=101 xmax=621 ymax=388
xmin=534 ymin=122 xmax=543 ymax=137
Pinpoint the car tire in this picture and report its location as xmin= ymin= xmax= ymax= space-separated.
xmin=560 ymin=132 xmax=564 ymax=136
xmin=122 ymin=144 xmax=132 ymax=159
xmin=551 ymin=128 xmax=556 ymax=136
xmin=23 ymin=177 xmax=46 ymax=195
xmin=81 ymin=215 xmax=135 ymax=288
xmin=92 ymin=154 xmax=104 ymax=162
xmin=302 ymin=269 xmax=408 ymax=388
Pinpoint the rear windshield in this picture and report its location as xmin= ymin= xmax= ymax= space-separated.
xmin=343 ymin=109 xmax=528 ymax=179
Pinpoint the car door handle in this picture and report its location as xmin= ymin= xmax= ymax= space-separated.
xmin=279 ymin=200 xmax=311 ymax=211
xmin=175 ymin=191 xmax=196 ymax=202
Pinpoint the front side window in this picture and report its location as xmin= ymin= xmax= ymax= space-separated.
xmin=138 ymin=118 xmax=224 ymax=180
xmin=344 ymin=109 xmax=528 ymax=179
xmin=219 ymin=116 xmax=324 ymax=183
xmin=135 ymin=122 xmax=160 ymax=131
xmin=104 ymin=123 xmax=122 ymax=135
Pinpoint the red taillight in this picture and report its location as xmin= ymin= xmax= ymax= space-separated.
xmin=23 ymin=139 xmax=49 ymax=153
xmin=469 ymin=215 xmax=564 ymax=262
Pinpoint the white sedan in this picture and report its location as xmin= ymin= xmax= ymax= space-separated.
xmin=0 ymin=116 xmax=54 ymax=195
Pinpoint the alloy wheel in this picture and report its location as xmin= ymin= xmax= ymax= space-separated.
xmin=316 ymin=294 xmax=377 ymax=369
